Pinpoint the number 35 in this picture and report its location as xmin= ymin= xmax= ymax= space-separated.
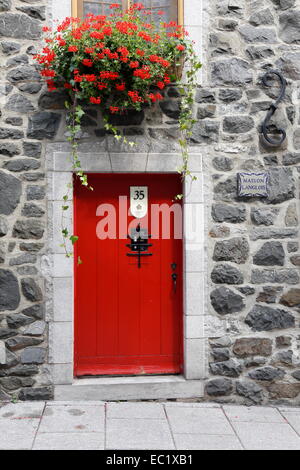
xmin=134 ymin=190 xmax=145 ymax=200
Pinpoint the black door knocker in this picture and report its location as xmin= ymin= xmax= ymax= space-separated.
xmin=261 ymin=70 xmax=287 ymax=147
xmin=126 ymin=223 xmax=153 ymax=268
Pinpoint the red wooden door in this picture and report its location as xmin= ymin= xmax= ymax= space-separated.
xmin=74 ymin=173 xmax=183 ymax=376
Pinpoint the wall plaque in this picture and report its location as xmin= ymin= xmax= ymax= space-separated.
xmin=237 ymin=172 xmax=269 ymax=198
xmin=130 ymin=186 xmax=148 ymax=218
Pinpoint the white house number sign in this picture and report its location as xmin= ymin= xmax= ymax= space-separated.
xmin=130 ymin=186 xmax=148 ymax=219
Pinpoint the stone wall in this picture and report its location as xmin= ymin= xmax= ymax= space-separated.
xmin=202 ymin=0 xmax=300 ymax=405
xmin=0 ymin=0 xmax=300 ymax=405
xmin=0 ymin=0 xmax=53 ymax=400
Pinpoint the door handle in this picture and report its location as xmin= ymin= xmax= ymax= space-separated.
xmin=172 ymin=272 xmax=178 ymax=293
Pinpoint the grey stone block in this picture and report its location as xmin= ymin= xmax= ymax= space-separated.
xmin=211 ymin=264 xmax=244 ymax=285
xmin=245 ymin=305 xmax=295 ymax=331
xmin=253 ymin=241 xmax=285 ymax=266
xmin=0 ymin=13 xmax=41 ymax=39
xmin=21 ymin=347 xmax=46 ymax=364
xmin=0 ymin=171 xmax=21 ymax=215
xmin=0 ymin=269 xmax=20 ymax=311
xmin=211 ymin=286 xmax=245 ymax=314
xmin=205 ymin=377 xmax=233 ymax=396
xmin=213 ymin=237 xmax=249 ymax=264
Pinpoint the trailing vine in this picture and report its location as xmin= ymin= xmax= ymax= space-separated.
xmin=61 ymin=101 xmax=86 ymax=261
xmin=176 ymin=43 xmax=202 ymax=199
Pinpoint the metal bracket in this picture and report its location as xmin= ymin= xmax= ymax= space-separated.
xmin=261 ymin=70 xmax=287 ymax=147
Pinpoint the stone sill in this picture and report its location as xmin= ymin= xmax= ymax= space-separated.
xmin=54 ymin=375 xmax=204 ymax=401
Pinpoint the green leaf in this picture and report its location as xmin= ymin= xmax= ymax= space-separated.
xmin=70 ymin=235 xmax=79 ymax=245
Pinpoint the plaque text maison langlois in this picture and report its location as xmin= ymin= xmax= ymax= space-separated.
xmin=237 ymin=171 xmax=269 ymax=197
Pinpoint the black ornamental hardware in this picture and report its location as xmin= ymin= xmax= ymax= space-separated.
xmin=171 ymin=263 xmax=178 ymax=294
xmin=261 ymin=70 xmax=287 ymax=147
xmin=126 ymin=224 xmax=153 ymax=268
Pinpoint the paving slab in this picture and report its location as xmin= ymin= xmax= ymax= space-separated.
xmin=46 ymin=401 xmax=105 ymax=406
xmin=224 ymin=405 xmax=285 ymax=423
xmin=0 ymin=402 xmax=44 ymax=419
xmin=39 ymin=404 xmax=104 ymax=433
xmin=165 ymin=406 xmax=234 ymax=435
xmin=280 ymin=411 xmax=300 ymax=435
xmin=0 ymin=402 xmax=44 ymax=450
xmin=162 ymin=402 xmax=221 ymax=408
xmin=107 ymin=402 xmax=165 ymax=419
xmin=278 ymin=407 xmax=300 ymax=412
xmin=231 ymin=421 xmax=300 ymax=450
xmin=106 ymin=418 xmax=175 ymax=449
xmin=33 ymin=432 xmax=105 ymax=450
xmin=173 ymin=433 xmax=243 ymax=450
xmin=0 ymin=432 xmax=37 ymax=450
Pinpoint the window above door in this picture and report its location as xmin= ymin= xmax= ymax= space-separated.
xmin=72 ymin=0 xmax=183 ymax=25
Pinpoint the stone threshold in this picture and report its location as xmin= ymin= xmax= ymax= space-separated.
xmin=54 ymin=375 xmax=204 ymax=401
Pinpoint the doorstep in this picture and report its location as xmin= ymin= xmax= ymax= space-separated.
xmin=54 ymin=375 xmax=204 ymax=401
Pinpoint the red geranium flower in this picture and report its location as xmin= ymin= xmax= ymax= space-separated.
xmin=110 ymin=106 xmax=119 ymax=113
xmin=90 ymin=31 xmax=104 ymax=39
xmin=102 ymin=26 xmax=113 ymax=36
xmin=136 ymin=49 xmax=145 ymax=56
xmin=116 ymin=82 xmax=126 ymax=91
xmin=46 ymin=79 xmax=56 ymax=91
xmin=134 ymin=68 xmax=151 ymax=80
xmin=41 ymin=69 xmax=56 ymax=77
xmin=82 ymin=59 xmax=93 ymax=67
xmin=97 ymin=83 xmax=107 ymax=90
xmin=90 ymin=96 xmax=101 ymax=104
xmin=128 ymin=90 xmax=143 ymax=102
xmin=156 ymin=81 xmax=165 ymax=90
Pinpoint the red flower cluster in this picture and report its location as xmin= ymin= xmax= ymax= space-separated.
xmin=148 ymin=92 xmax=163 ymax=103
xmin=128 ymin=90 xmax=143 ymax=103
xmin=35 ymin=3 xmax=190 ymax=113
xmin=99 ymin=71 xmax=119 ymax=80
xmin=90 ymin=96 xmax=101 ymax=104
xmin=133 ymin=67 xmax=151 ymax=80
xmin=115 ymin=82 xmax=125 ymax=91
xmin=149 ymin=55 xmax=170 ymax=68
xmin=110 ymin=106 xmax=120 ymax=113
xmin=82 ymin=59 xmax=93 ymax=67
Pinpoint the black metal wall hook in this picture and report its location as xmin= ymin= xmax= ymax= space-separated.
xmin=261 ymin=70 xmax=287 ymax=146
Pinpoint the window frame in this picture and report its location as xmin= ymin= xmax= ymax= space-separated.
xmin=72 ymin=0 xmax=184 ymax=25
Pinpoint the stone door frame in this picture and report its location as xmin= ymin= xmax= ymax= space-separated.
xmin=46 ymin=145 xmax=207 ymax=399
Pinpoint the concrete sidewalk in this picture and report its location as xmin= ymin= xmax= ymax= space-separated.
xmin=0 ymin=401 xmax=300 ymax=450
